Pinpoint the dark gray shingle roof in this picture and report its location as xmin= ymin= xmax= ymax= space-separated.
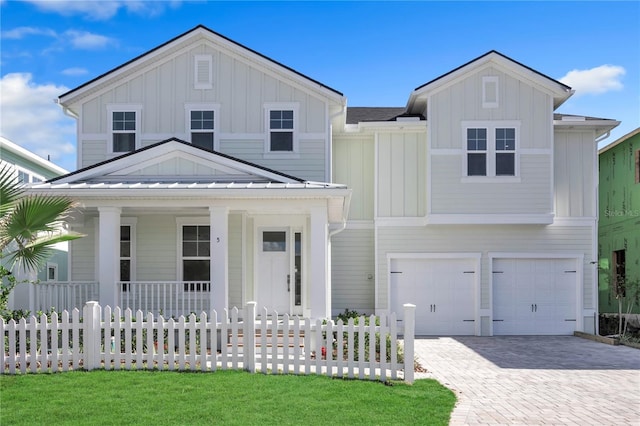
xmin=346 ymin=107 xmax=424 ymax=124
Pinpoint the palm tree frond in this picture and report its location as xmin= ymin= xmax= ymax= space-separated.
xmin=0 ymin=164 xmax=25 ymax=216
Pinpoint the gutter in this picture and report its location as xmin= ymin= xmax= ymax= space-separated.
xmin=54 ymin=98 xmax=79 ymax=120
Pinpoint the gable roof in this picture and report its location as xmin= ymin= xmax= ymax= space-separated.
xmin=58 ymin=24 xmax=344 ymax=105
xmin=407 ymin=50 xmax=573 ymax=113
xmin=48 ymin=138 xmax=306 ymax=184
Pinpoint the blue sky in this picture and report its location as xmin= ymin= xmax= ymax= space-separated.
xmin=1 ymin=0 xmax=638 ymax=172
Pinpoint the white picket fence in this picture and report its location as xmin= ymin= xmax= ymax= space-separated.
xmin=1 ymin=302 xmax=416 ymax=383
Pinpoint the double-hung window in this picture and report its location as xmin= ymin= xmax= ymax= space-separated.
xmin=265 ymin=103 xmax=298 ymax=154
xmin=190 ymin=110 xmax=214 ymax=150
xmin=463 ymin=122 xmax=519 ymax=178
xmin=182 ymin=225 xmax=210 ymax=291
xmin=185 ymin=104 xmax=218 ymax=151
xmin=108 ymin=105 xmax=141 ymax=154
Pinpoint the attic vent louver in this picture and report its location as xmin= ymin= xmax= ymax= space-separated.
xmin=194 ymin=54 xmax=213 ymax=89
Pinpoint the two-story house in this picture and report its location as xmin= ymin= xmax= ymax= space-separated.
xmin=1 ymin=136 xmax=70 ymax=309
xmin=28 ymin=25 xmax=618 ymax=335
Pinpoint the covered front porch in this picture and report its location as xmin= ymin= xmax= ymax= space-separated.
xmin=27 ymin=194 xmax=349 ymax=320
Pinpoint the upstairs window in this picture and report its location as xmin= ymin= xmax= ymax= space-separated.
xmin=112 ymin=111 xmax=136 ymax=152
xmin=495 ymin=128 xmax=516 ymax=176
xmin=15 ymin=167 xmax=44 ymax=184
xmin=108 ymin=105 xmax=141 ymax=154
xmin=264 ymin=103 xmax=298 ymax=155
xmin=190 ymin=110 xmax=214 ymax=151
xmin=467 ymin=128 xmax=487 ymax=176
xmin=463 ymin=122 xmax=519 ymax=178
xmin=269 ymin=110 xmax=294 ymax=151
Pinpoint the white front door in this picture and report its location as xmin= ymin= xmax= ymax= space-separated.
xmin=258 ymin=229 xmax=291 ymax=313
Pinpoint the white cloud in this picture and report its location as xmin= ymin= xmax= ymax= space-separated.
xmin=0 ymin=73 xmax=76 ymax=169
xmin=1 ymin=26 xmax=57 ymax=39
xmin=61 ymin=67 xmax=89 ymax=76
xmin=23 ymin=0 xmax=182 ymax=20
xmin=560 ymin=65 xmax=626 ymax=96
xmin=65 ymin=30 xmax=113 ymax=50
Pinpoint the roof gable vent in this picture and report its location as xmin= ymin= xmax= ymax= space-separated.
xmin=194 ymin=54 xmax=213 ymax=89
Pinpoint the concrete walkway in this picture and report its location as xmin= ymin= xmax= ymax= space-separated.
xmin=413 ymin=336 xmax=640 ymax=425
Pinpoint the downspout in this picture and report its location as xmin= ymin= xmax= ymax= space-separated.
xmin=595 ymin=131 xmax=611 ymax=144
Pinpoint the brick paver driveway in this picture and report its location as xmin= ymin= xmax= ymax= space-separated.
xmin=413 ymin=336 xmax=640 ymax=425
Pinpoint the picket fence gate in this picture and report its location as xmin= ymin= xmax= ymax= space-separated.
xmin=1 ymin=301 xmax=416 ymax=383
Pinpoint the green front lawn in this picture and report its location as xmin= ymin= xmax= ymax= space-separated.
xmin=1 ymin=370 xmax=455 ymax=425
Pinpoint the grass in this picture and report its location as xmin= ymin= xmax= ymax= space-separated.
xmin=0 ymin=370 xmax=455 ymax=425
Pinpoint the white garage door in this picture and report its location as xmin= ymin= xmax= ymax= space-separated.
xmin=390 ymin=257 xmax=476 ymax=335
xmin=493 ymin=258 xmax=577 ymax=335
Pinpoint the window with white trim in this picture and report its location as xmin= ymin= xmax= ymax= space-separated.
xmin=269 ymin=110 xmax=294 ymax=151
xmin=15 ymin=166 xmax=44 ymax=184
xmin=108 ymin=106 xmax=141 ymax=154
xmin=181 ymin=225 xmax=210 ymax=291
xmin=464 ymin=122 xmax=519 ymax=178
xmin=190 ymin=110 xmax=214 ymax=150
xmin=112 ymin=111 xmax=136 ymax=152
xmin=265 ymin=104 xmax=298 ymax=154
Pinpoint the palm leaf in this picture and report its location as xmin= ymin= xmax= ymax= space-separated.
xmin=0 ymin=164 xmax=24 ymax=216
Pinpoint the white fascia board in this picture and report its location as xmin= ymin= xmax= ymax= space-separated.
xmin=0 ymin=136 xmax=68 ymax=175
xmin=357 ymin=121 xmax=426 ymax=132
xmin=555 ymin=120 xmax=621 ymax=140
xmin=26 ymin=186 xmax=352 ymax=200
xmin=408 ymin=54 xmax=572 ymax=111
xmin=426 ymin=213 xmax=554 ymax=225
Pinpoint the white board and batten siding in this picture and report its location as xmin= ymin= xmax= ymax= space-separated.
xmin=331 ymin=227 xmax=375 ymax=316
xmin=427 ymin=65 xmax=554 ymax=217
xmin=74 ymin=40 xmax=335 ymax=182
xmin=376 ymin=131 xmax=427 ymax=218
xmin=554 ymin=130 xmax=598 ymax=218
xmin=332 ymin=135 xmax=375 ymax=221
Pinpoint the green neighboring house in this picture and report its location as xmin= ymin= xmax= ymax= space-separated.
xmin=0 ymin=136 xmax=70 ymax=309
xmin=598 ymin=127 xmax=640 ymax=314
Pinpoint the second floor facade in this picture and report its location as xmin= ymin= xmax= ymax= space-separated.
xmin=58 ymin=27 xmax=619 ymax=224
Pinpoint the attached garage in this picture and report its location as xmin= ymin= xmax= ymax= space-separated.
xmin=390 ymin=255 xmax=479 ymax=335
xmin=492 ymin=257 xmax=579 ymax=335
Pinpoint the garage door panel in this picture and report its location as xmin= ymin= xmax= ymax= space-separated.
xmin=391 ymin=258 xmax=476 ymax=336
xmin=493 ymin=258 xmax=578 ymax=336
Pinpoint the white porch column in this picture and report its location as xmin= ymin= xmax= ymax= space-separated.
xmin=309 ymin=205 xmax=330 ymax=319
xmin=210 ymin=206 xmax=229 ymax=314
xmin=98 ymin=207 xmax=121 ymax=309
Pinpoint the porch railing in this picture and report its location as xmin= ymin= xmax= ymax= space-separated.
xmin=32 ymin=281 xmax=99 ymax=314
xmin=118 ymin=281 xmax=211 ymax=319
